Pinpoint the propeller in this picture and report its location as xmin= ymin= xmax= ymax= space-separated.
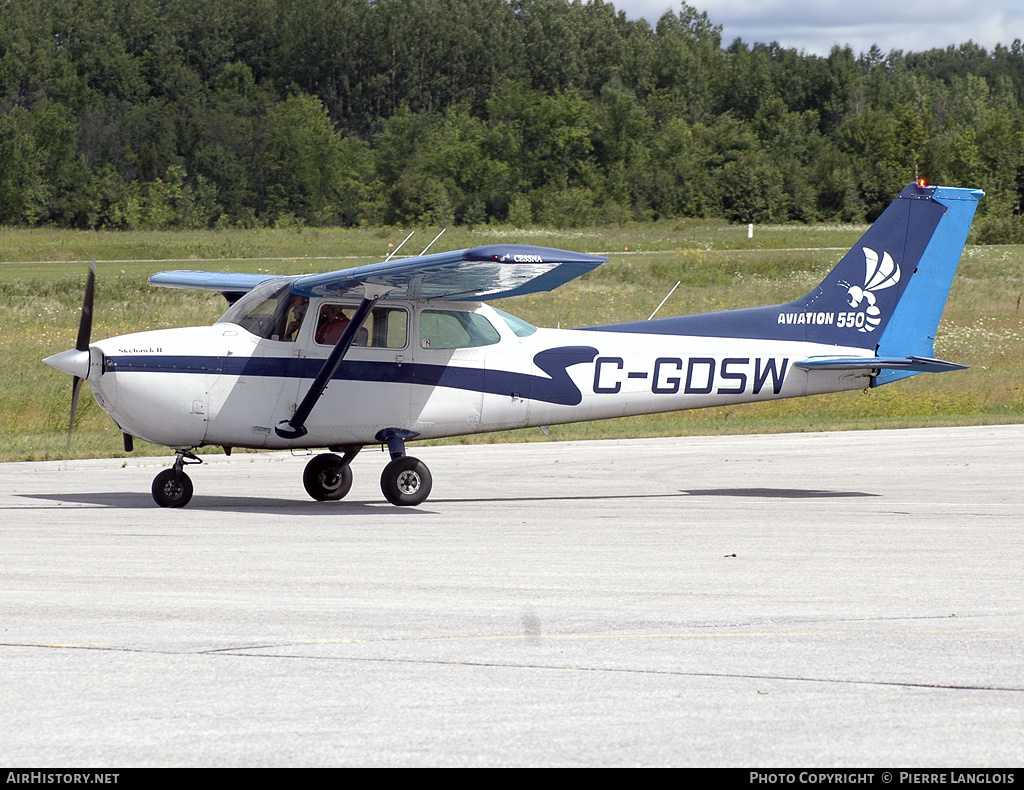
xmin=68 ymin=260 xmax=96 ymax=445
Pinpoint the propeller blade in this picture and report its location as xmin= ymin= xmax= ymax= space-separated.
xmin=76 ymin=260 xmax=96 ymax=352
xmin=70 ymin=376 xmax=83 ymax=429
xmin=68 ymin=376 xmax=83 ymax=452
xmin=66 ymin=261 xmax=96 ymax=454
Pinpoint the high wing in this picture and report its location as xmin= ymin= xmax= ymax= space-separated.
xmin=149 ymin=244 xmax=607 ymax=302
xmin=145 ymin=271 xmax=275 ymax=303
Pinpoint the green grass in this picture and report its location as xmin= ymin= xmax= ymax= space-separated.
xmin=3 ymin=221 xmax=1022 ymax=463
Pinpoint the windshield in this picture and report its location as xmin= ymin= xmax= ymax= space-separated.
xmin=216 ymin=278 xmax=299 ymax=341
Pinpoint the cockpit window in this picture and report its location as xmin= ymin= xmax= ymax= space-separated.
xmin=216 ymin=278 xmax=301 ymax=341
xmin=419 ymin=310 xmax=501 ymax=349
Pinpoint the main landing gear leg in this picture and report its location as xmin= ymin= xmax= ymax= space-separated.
xmin=376 ymin=428 xmax=432 ymax=507
xmin=303 ymin=445 xmax=360 ymax=501
xmin=152 ymin=450 xmax=201 ymax=508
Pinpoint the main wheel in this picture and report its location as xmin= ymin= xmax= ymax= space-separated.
xmin=380 ymin=456 xmax=432 ymax=506
xmin=152 ymin=469 xmax=194 ymax=508
xmin=303 ymin=453 xmax=353 ymax=501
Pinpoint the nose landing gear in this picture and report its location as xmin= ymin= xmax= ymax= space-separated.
xmin=152 ymin=450 xmax=201 ymax=508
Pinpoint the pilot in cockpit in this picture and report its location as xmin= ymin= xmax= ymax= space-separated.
xmin=284 ymin=295 xmax=307 ymax=340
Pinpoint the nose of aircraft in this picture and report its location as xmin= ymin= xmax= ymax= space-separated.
xmin=44 ymin=344 xmax=116 ymax=417
xmin=43 ymin=347 xmax=92 ymax=379
xmin=44 ymin=261 xmax=109 ymax=433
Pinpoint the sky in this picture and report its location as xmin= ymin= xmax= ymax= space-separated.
xmin=612 ymin=0 xmax=1024 ymax=57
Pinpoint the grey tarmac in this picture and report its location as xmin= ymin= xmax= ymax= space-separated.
xmin=2 ymin=425 xmax=1022 ymax=767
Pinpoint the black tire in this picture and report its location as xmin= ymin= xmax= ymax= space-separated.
xmin=303 ymin=453 xmax=353 ymax=501
xmin=152 ymin=469 xmax=193 ymax=508
xmin=380 ymin=456 xmax=432 ymax=506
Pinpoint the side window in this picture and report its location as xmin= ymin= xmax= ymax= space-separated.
xmin=419 ymin=310 xmax=501 ymax=349
xmin=313 ymin=304 xmax=408 ymax=349
xmin=377 ymin=308 xmax=409 ymax=348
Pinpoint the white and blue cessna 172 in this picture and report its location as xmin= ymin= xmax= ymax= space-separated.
xmin=45 ymin=182 xmax=982 ymax=507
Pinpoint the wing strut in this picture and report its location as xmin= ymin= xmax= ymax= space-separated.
xmin=275 ymin=286 xmax=392 ymax=440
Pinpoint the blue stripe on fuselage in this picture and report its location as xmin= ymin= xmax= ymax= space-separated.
xmin=104 ymin=346 xmax=599 ymax=407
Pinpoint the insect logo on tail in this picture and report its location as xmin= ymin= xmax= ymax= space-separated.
xmin=841 ymin=247 xmax=901 ymax=332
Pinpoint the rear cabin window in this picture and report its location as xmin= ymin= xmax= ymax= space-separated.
xmin=492 ymin=307 xmax=538 ymax=337
xmin=419 ymin=310 xmax=500 ymax=349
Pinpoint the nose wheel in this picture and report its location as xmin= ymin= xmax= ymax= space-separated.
xmin=151 ymin=450 xmax=201 ymax=507
xmin=152 ymin=469 xmax=193 ymax=507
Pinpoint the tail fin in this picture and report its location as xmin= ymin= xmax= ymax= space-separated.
xmin=868 ymin=184 xmax=983 ymax=383
xmin=803 ymin=182 xmax=981 ymax=355
xmin=595 ymin=182 xmax=983 ymax=374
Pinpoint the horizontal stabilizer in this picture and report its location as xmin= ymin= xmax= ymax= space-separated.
xmin=795 ymin=356 xmax=968 ymax=373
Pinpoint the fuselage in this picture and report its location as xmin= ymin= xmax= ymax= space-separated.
xmin=42 ymin=183 xmax=982 ymax=509
xmin=85 ymin=296 xmax=872 ymax=451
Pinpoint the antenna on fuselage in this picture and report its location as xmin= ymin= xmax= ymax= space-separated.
xmin=418 ymin=229 xmax=446 ymax=256
xmin=648 ymin=281 xmax=681 ymax=320
xmin=385 ymin=231 xmax=415 ymax=261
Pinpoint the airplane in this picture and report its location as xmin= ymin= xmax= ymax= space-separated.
xmin=44 ymin=181 xmax=982 ymax=508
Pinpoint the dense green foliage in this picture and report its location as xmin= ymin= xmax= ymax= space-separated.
xmin=3 ymin=0 xmax=1024 ymax=239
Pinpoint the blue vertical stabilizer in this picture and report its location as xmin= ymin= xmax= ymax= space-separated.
xmin=872 ymin=185 xmax=983 ymax=385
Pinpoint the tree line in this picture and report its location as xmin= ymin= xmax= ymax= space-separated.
xmin=2 ymin=0 xmax=1024 ymax=240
